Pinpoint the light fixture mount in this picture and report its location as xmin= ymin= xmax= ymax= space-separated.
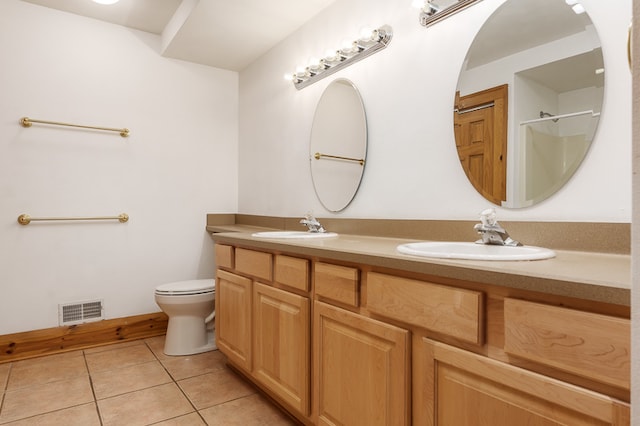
xmin=289 ymin=25 xmax=393 ymax=90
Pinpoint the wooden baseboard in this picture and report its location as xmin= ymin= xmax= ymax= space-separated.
xmin=0 ymin=312 xmax=168 ymax=364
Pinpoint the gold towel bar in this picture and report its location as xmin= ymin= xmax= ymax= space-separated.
xmin=17 ymin=213 xmax=129 ymax=225
xmin=20 ymin=117 xmax=129 ymax=137
xmin=314 ymin=152 xmax=365 ymax=166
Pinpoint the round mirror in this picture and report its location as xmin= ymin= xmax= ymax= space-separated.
xmin=454 ymin=0 xmax=604 ymax=207
xmin=310 ymin=79 xmax=367 ymax=212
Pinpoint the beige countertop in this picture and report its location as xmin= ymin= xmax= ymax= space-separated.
xmin=207 ymin=225 xmax=630 ymax=306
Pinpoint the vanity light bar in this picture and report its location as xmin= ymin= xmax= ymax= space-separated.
xmin=287 ymin=25 xmax=393 ymax=90
xmin=416 ymin=0 xmax=483 ymax=27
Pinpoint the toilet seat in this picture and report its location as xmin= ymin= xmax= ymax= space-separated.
xmin=155 ymin=279 xmax=215 ymax=296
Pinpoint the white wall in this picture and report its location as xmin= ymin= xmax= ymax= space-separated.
xmin=0 ymin=1 xmax=238 ymax=334
xmin=239 ymin=0 xmax=631 ymax=222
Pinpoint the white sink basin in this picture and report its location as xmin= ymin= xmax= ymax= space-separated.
xmin=397 ymin=241 xmax=555 ymax=261
xmin=252 ymin=231 xmax=338 ymax=239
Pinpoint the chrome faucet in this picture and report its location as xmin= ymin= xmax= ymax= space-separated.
xmin=300 ymin=213 xmax=326 ymax=233
xmin=474 ymin=208 xmax=522 ymax=247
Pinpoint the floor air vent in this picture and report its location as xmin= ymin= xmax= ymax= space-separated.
xmin=59 ymin=300 xmax=104 ymax=326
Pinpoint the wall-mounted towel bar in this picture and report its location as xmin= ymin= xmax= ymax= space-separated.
xmin=20 ymin=117 xmax=129 ymax=137
xmin=519 ymin=110 xmax=600 ymax=126
xmin=314 ymin=152 xmax=365 ymax=166
xmin=17 ymin=213 xmax=129 ymax=225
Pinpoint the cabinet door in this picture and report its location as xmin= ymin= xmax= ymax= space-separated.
xmin=215 ymin=269 xmax=252 ymax=371
xmin=421 ymin=338 xmax=630 ymax=426
xmin=254 ymin=283 xmax=310 ymax=415
xmin=314 ymin=302 xmax=409 ymax=426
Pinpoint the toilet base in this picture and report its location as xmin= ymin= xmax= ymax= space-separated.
xmin=164 ymin=340 xmax=217 ymax=356
xmin=163 ymin=317 xmax=217 ymax=356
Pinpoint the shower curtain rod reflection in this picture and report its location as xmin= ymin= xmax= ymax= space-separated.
xmin=519 ymin=110 xmax=600 ymax=125
xmin=314 ymin=152 xmax=365 ymax=166
xmin=20 ymin=117 xmax=130 ymax=137
xmin=17 ymin=213 xmax=129 ymax=225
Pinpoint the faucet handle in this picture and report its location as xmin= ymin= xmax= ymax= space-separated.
xmin=300 ymin=212 xmax=326 ymax=233
xmin=479 ymin=208 xmax=497 ymax=226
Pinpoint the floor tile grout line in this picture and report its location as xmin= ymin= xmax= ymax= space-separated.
xmin=1 ymin=373 xmax=92 ymax=395
xmin=2 ymin=338 xmax=289 ymax=426
xmin=145 ymin=339 xmax=181 ymax=382
xmin=0 ymin=402 xmax=100 ymax=426
xmin=143 ymin=340 xmax=208 ymax=424
xmin=82 ymin=350 xmax=105 ymax=426
xmin=0 ymin=363 xmax=12 ymax=417
xmin=0 ymin=357 xmax=99 ymax=425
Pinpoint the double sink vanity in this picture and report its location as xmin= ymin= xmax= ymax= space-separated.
xmin=208 ymin=215 xmax=630 ymax=426
xmin=207 ymin=0 xmax=629 ymax=422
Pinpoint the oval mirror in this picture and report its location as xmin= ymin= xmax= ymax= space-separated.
xmin=310 ymin=79 xmax=367 ymax=212
xmin=454 ymin=0 xmax=604 ymax=208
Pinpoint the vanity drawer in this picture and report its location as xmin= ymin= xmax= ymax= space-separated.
xmin=504 ymin=298 xmax=630 ymax=390
xmin=235 ymin=248 xmax=272 ymax=281
xmin=275 ymin=255 xmax=309 ymax=291
xmin=366 ymin=272 xmax=483 ymax=345
xmin=314 ymin=262 xmax=359 ymax=307
xmin=215 ymin=244 xmax=234 ymax=269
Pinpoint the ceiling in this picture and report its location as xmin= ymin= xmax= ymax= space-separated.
xmin=20 ymin=0 xmax=338 ymax=71
xmin=466 ymin=0 xmax=593 ymax=68
xmin=464 ymin=0 xmax=600 ymax=93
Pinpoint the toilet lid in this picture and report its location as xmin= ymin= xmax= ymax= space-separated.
xmin=155 ymin=279 xmax=215 ymax=295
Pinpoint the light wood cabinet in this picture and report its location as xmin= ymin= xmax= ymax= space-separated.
xmin=275 ymin=255 xmax=310 ymax=291
xmin=314 ymin=301 xmax=410 ymax=426
xmin=314 ymin=262 xmax=359 ymax=307
xmin=213 ymin=243 xmax=630 ymax=426
xmin=215 ymin=269 xmax=252 ymax=371
xmin=253 ymin=283 xmax=310 ymax=415
xmin=235 ymin=248 xmax=272 ymax=281
xmin=214 ymin=246 xmax=312 ymax=423
xmin=504 ymin=298 xmax=630 ymax=391
xmin=421 ymin=338 xmax=630 ymax=425
xmin=367 ymin=272 xmax=484 ymax=345
xmin=214 ymin=244 xmax=234 ymax=269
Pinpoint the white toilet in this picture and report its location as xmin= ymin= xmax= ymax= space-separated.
xmin=154 ymin=279 xmax=216 ymax=356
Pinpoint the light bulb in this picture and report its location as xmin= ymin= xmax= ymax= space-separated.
xmin=411 ymin=0 xmax=426 ymax=9
xmin=359 ymin=27 xmax=374 ymax=41
xmin=308 ymin=57 xmax=321 ymax=70
xmin=341 ymin=39 xmax=354 ymax=51
xmin=92 ymin=0 xmax=120 ymax=4
xmin=324 ymin=49 xmax=339 ymax=62
xmin=565 ymin=0 xmax=579 ymax=5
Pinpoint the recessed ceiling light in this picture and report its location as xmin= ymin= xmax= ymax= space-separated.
xmin=92 ymin=0 xmax=120 ymax=5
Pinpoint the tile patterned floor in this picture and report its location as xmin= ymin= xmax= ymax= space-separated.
xmin=0 ymin=337 xmax=298 ymax=425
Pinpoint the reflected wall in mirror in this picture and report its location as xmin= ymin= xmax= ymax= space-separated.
xmin=310 ymin=79 xmax=367 ymax=212
xmin=455 ymin=0 xmax=604 ymax=208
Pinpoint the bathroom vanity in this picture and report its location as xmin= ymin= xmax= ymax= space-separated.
xmin=209 ymin=226 xmax=630 ymax=425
